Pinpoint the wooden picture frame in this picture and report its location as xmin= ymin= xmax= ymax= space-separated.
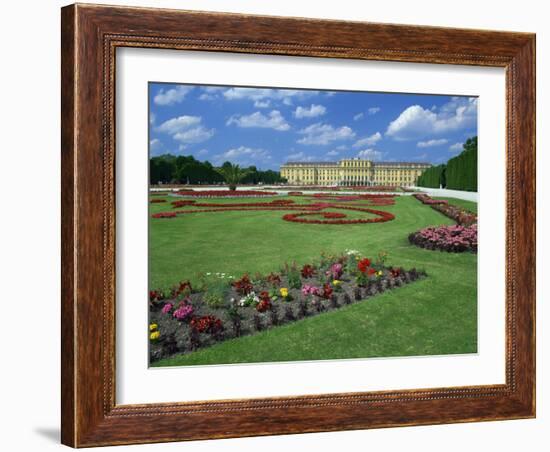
xmin=61 ymin=3 xmax=536 ymax=447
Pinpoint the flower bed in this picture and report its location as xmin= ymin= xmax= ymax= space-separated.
xmin=429 ymin=202 xmax=477 ymax=226
xmin=174 ymin=190 xmax=277 ymax=197
xmin=151 ymin=212 xmax=177 ymax=219
xmin=150 ymin=198 xmax=167 ymax=203
xmin=152 ymin=199 xmax=396 ymax=226
xmin=413 ymin=193 xmax=448 ymax=205
xmin=409 ymin=193 xmax=478 ymax=252
xmin=149 ymin=251 xmax=427 ymax=362
xmin=282 ymin=207 xmax=394 ymax=224
xmin=408 ymin=224 xmax=477 ymax=253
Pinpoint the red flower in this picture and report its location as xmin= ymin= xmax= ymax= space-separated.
xmin=259 ymin=291 xmax=270 ymax=302
xmin=390 ymin=268 xmax=401 ymax=278
xmin=151 ymin=212 xmax=176 ymax=219
xmin=321 ymin=283 xmax=333 ymax=299
xmin=266 ymin=273 xmax=281 ymax=286
xmin=256 ymin=299 xmax=272 ymax=312
xmin=357 ymin=258 xmax=372 ymax=273
xmin=190 ymin=315 xmax=223 ymax=334
xmin=301 ymin=264 xmax=316 ymax=278
xmin=232 ymin=275 xmax=254 ymax=295
xmin=367 ymin=268 xmax=377 ymax=276
xmin=149 ymin=290 xmax=164 ymax=302
xmin=174 ymin=280 xmax=192 ymax=296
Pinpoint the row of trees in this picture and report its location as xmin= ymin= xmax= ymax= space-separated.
xmin=149 ymin=154 xmax=286 ymax=187
xmin=416 ymin=136 xmax=477 ymax=192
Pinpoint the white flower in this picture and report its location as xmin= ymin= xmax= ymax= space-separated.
xmin=345 ymin=249 xmax=360 ymax=256
xmin=206 ymin=272 xmax=211 ymax=276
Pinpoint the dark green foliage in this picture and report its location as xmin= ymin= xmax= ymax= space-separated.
xmin=416 ymin=164 xmax=446 ymax=188
xmin=446 ymin=137 xmax=477 ymax=191
xmin=416 ymin=137 xmax=477 ymax=192
xmin=149 ymin=154 xmax=286 ymax=185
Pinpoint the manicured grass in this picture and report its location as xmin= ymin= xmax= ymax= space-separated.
xmin=433 ymin=196 xmax=478 ymax=214
xmin=149 ymin=194 xmax=477 ymax=366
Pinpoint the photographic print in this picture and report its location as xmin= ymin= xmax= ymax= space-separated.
xmin=147 ymin=83 xmax=478 ymax=367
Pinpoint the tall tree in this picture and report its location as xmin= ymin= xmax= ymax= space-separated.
xmin=216 ymin=163 xmax=250 ymax=191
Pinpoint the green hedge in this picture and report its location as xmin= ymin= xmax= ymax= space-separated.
xmin=416 ymin=136 xmax=477 ymax=192
xmin=446 ymin=137 xmax=477 ymax=191
xmin=417 ymin=164 xmax=446 ymax=188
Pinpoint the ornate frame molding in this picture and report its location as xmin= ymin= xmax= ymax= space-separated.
xmin=61 ymin=4 xmax=535 ymax=447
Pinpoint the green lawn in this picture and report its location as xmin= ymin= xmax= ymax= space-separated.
xmin=149 ymin=194 xmax=477 ymax=366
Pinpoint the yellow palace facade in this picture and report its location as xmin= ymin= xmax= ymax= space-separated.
xmin=280 ymin=159 xmax=431 ymax=186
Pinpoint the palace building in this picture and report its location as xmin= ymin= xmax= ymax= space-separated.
xmin=280 ymin=159 xmax=431 ymax=187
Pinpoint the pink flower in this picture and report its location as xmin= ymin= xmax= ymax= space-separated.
xmin=173 ymin=304 xmax=194 ymax=321
xmin=301 ymin=284 xmax=319 ymax=296
xmin=328 ymin=263 xmax=343 ymax=279
xmin=161 ymin=303 xmax=173 ymax=314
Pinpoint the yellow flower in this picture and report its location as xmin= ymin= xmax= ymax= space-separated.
xmin=377 ymin=270 xmax=383 ymax=277
xmin=150 ymin=331 xmax=160 ymax=341
xmin=332 ymin=280 xmax=341 ymax=286
xmin=149 ymin=323 xmax=158 ymax=331
xmin=280 ymin=288 xmax=289 ymax=298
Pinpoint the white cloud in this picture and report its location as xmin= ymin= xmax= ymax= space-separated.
xmin=326 ymin=150 xmax=340 ymax=157
xmin=149 ymin=138 xmax=162 ymax=152
xmin=199 ymin=93 xmax=216 ymax=101
xmin=417 ymin=138 xmax=449 ymax=148
xmin=153 ymin=86 xmax=193 ymax=106
xmin=197 ymin=149 xmax=209 ymax=156
xmin=222 ymin=87 xmax=317 ymax=105
xmin=156 ymin=115 xmax=201 ymax=134
xmin=156 ymin=115 xmax=214 ymax=144
xmin=226 ymin=110 xmax=290 ymax=131
xmin=254 ymin=100 xmax=271 ymax=108
xmin=173 ymin=127 xmax=214 ymax=144
xmin=198 ymin=87 xmax=225 ymax=101
xmin=149 ymin=113 xmax=156 ymax=125
xmin=356 ymin=149 xmax=383 ymax=161
xmin=368 ymin=107 xmax=381 ymax=115
xmin=214 ymin=146 xmax=271 ymax=165
xmin=386 ymin=97 xmax=478 ymax=140
xmin=294 ymin=104 xmax=327 ymax=119
xmin=449 ymin=142 xmax=463 ymax=151
xmin=353 ymin=113 xmax=364 ymax=121
xmin=297 ymin=123 xmax=355 ymax=145
xmin=353 ymin=132 xmax=382 ymax=148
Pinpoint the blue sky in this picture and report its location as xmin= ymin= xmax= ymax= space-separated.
xmin=149 ymin=83 xmax=477 ymax=170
